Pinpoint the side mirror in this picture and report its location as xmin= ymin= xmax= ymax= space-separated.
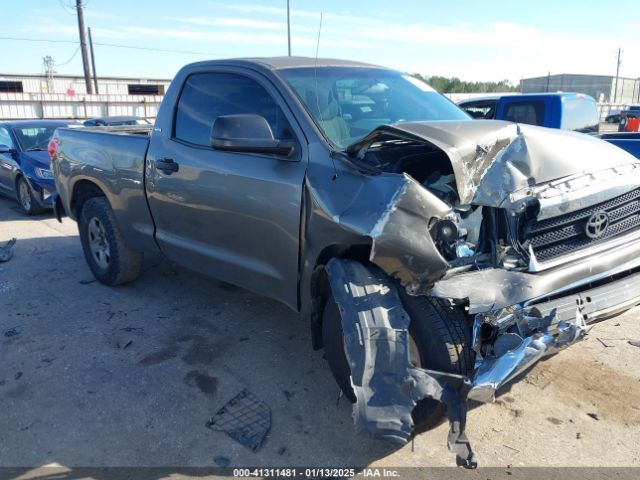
xmin=211 ymin=114 xmax=295 ymax=157
xmin=0 ymin=144 xmax=15 ymax=154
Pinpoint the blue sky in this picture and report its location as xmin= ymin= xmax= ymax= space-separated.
xmin=3 ymin=0 xmax=640 ymax=83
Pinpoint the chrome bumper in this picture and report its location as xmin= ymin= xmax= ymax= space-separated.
xmin=467 ymin=268 xmax=640 ymax=403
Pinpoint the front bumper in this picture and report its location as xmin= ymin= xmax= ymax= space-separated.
xmin=26 ymin=176 xmax=56 ymax=208
xmin=467 ymin=265 xmax=640 ymax=403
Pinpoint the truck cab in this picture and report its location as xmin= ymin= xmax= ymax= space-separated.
xmin=458 ymin=92 xmax=599 ymax=133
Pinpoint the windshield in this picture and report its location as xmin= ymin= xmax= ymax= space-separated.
xmin=279 ymin=67 xmax=469 ymax=148
xmin=12 ymin=126 xmax=58 ymax=151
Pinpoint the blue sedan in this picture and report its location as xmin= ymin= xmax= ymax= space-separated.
xmin=0 ymin=120 xmax=78 ymax=215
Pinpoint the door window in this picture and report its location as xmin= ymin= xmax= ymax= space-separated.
xmin=174 ymin=73 xmax=294 ymax=147
xmin=0 ymin=127 xmax=13 ymax=149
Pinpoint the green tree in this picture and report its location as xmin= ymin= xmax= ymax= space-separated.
xmin=412 ymin=74 xmax=517 ymax=93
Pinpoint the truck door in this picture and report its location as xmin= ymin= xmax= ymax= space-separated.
xmin=146 ymin=70 xmax=307 ymax=310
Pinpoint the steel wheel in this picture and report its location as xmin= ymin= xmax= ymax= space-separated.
xmin=87 ymin=216 xmax=111 ymax=269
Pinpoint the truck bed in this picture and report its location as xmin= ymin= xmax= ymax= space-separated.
xmin=53 ymin=125 xmax=157 ymax=253
xmin=599 ymin=132 xmax=640 ymax=158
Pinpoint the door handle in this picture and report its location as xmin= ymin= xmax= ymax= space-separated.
xmin=156 ymin=157 xmax=179 ymax=175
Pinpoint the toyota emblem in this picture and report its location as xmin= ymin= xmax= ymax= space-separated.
xmin=585 ymin=211 xmax=609 ymax=239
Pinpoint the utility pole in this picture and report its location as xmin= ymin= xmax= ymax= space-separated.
xmin=75 ymin=0 xmax=93 ymax=94
xmin=88 ymin=27 xmax=99 ymax=94
xmin=613 ymin=47 xmax=622 ymax=103
xmin=287 ymin=0 xmax=291 ymax=56
xmin=42 ymin=56 xmax=55 ymax=93
xmin=546 ymin=71 xmax=550 ymax=92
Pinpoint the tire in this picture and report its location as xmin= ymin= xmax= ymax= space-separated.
xmin=322 ymin=297 xmax=357 ymax=403
xmin=78 ymin=197 xmax=143 ymax=285
xmin=321 ymin=266 xmax=473 ymax=432
xmin=401 ymin=292 xmax=474 ymax=432
xmin=16 ymin=176 xmax=44 ymax=216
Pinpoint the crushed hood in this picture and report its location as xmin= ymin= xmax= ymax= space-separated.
xmin=347 ymin=120 xmax=639 ymax=206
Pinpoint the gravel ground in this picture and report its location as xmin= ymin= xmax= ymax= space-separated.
xmin=1 ymin=195 xmax=640 ymax=477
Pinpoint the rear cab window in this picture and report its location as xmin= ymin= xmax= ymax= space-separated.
xmin=502 ymin=101 xmax=546 ymax=127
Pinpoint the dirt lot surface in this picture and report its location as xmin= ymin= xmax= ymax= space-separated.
xmin=1 ymin=195 xmax=640 ymax=475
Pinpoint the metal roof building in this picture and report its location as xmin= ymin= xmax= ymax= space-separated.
xmin=0 ymin=73 xmax=172 ymax=120
xmin=520 ymin=74 xmax=640 ymax=104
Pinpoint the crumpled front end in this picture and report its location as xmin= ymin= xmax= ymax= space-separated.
xmin=318 ymin=119 xmax=640 ymax=467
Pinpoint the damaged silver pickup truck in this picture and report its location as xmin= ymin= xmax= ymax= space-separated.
xmin=50 ymin=58 xmax=640 ymax=467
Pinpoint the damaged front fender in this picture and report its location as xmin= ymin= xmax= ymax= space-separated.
xmin=368 ymin=174 xmax=451 ymax=293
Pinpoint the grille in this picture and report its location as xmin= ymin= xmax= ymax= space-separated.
xmin=525 ymin=188 xmax=640 ymax=263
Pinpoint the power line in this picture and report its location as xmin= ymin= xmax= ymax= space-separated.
xmin=0 ymin=36 xmax=77 ymax=44
xmin=55 ymin=45 xmax=81 ymax=66
xmin=93 ymin=41 xmax=210 ymax=55
xmin=0 ymin=36 xmax=211 ymax=55
xmin=57 ymin=0 xmax=76 ymax=15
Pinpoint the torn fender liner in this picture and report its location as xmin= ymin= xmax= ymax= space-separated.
xmin=369 ymin=174 xmax=450 ymax=294
xmin=325 ymin=258 xmax=476 ymax=468
xmin=206 ymin=389 xmax=271 ymax=452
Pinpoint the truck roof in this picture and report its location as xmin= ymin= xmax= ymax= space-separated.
xmin=184 ymin=56 xmax=387 ymax=71
xmin=459 ymin=92 xmax=592 ymax=104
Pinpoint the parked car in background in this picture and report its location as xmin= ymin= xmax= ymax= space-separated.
xmin=458 ymin=92 xmax=599 ymax=133
xmin=83 ymin=116 xmax=151 ymax=127
xmin=619 ymin=105 xmax=640 ymax=120
xmin=605 ymin=109 xmax=621 ymax=123
xmin=0 ymin=120 xmax=79 ymax=214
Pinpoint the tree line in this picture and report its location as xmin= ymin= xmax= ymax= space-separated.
xmin=412 ymin=74 xmax=518 ymax=93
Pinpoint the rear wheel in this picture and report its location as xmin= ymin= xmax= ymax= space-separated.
xmin=78 ymin=197 xmax=143 ymax=285
xmin=322 ymin=265 xmax=473 ymax=432
xmin=16 ymin=177 xmax=44 ymax=215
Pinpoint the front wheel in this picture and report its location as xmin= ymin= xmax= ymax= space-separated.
xmin=16 ymin=177 xmax=44 ymax=216
xmin=78 ymin=197 xmax=143 ymax=285
xmin=322 ymin=265 xmax=473 ymax=432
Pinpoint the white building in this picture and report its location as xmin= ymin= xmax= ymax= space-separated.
xmin=0 ymin=73 xmax=171 ymax=120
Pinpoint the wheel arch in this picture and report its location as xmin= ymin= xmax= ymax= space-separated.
xmin=308 ymin=242 xmax=373 ymax=350
xmin=70 ymin=178 xmax=107 ymax=219
xmin=14 ymin=171 xmax=27 ymax=191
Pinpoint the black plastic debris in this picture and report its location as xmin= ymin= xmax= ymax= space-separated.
xmin=0 ymin=238 xmax=16 ymax=263
xmin=3 ymin=327 xmax=20 ymax=338
xmin=206 ymin=389 xmax=270 ymax=452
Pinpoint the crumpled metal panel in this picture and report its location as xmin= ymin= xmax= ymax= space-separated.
xmin=368 ymin=174 xmax=451 ymax=293
xmin=431 ymin=233 xmax=640 ymax=314
xmin=325 ymin=258 xmax=476 ymax=468
xmin=347 ymin=121 xmax=638 ymax=207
